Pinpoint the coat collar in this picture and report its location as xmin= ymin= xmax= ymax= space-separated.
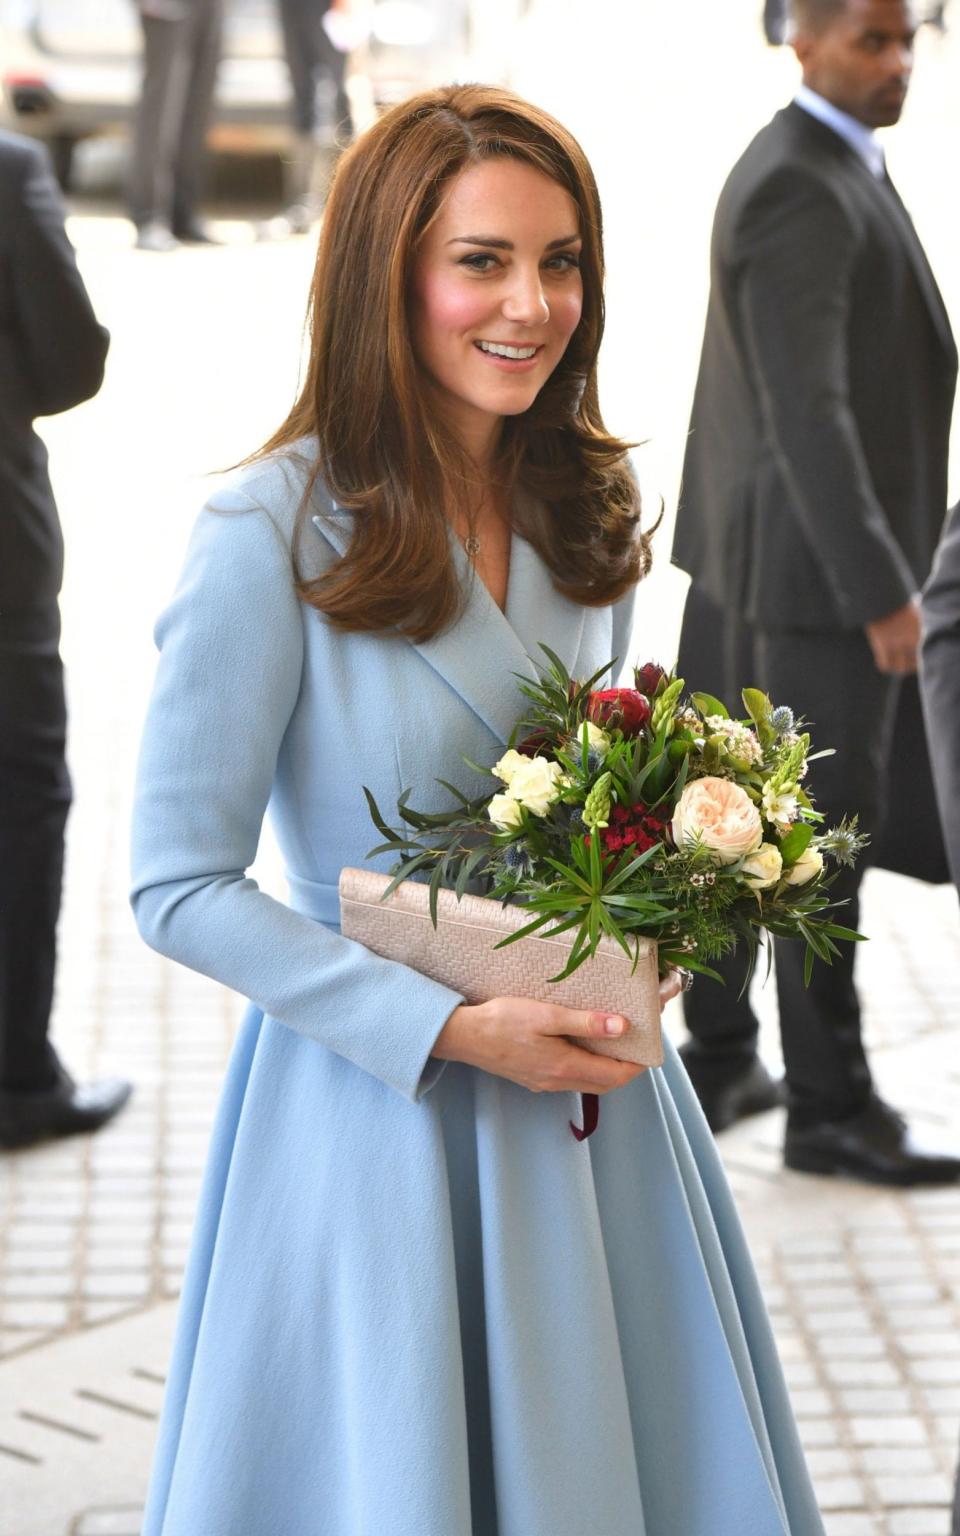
xmin=309 ymin=498 xmax=585 ymax=747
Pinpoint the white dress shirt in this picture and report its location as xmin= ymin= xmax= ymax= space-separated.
xmin=794 ymin=84 xmax=886 ymax=178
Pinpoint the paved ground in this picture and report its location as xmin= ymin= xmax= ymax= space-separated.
xmin=2 ymin=2 xmax=960 ymax=1532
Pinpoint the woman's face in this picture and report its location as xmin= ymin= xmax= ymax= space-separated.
xmin=410 ymin=157 xmax=584 ymax=457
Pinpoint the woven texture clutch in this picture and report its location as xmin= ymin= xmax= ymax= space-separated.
xmin=339 ymin=868 xmax=664 ymax=1068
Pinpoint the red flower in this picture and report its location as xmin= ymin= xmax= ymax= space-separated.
xmin=516 ymin=730 xmax=554 ymax=758
xmin=586 ymin=688 xmax=652 ymax=736
xmin=634 ymin=662 xmax=667 ymax=697
xmin=590 ymin=802 xmax=669 ymax=860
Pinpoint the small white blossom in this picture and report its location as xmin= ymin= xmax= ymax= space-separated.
xmin=762 ymin=780 xmax=799 ymax=828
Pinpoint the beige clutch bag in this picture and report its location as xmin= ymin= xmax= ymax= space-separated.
xmin=338 ymin=867 xmax=664 ymax=1068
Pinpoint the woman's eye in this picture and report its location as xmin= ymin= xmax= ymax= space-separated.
xmin=545 ymin=251 xmax=581 ymax=272
xmin=459 ymin=253 xmax=499 ymax=272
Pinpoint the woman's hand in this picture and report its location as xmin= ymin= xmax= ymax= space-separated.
xmin=432 ymin=997 xmax=647 ymax=1094
xmin=433 ymin=968 xmax=687 ymax=1093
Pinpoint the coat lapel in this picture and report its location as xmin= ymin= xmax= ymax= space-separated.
xmin=310 ymin=508 xmax=584 ymax=747
xmin=875 ymin=173 xmax=957 ymax=362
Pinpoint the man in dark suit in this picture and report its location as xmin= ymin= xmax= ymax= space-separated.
xmin=128 ymin=0 xmax=223 ymax=251
xmin=672 ymin=0 xmax=959 ymax=1183
xmin=0 ymin=131 xmax=131 ymax=1147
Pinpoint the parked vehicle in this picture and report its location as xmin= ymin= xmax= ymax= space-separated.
xmin=0 ymin=0 xmax=473 ymax=189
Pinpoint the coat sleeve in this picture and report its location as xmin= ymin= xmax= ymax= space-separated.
xmin=920 ymin=504 xmax=960 ymax=890
xmin=130 ymin=493 xmax=464 ymax=1102
xmin=736 ymin=166 xmax=916 ymax=628
xmin=12 ymin=140 xmax=109 ymax=418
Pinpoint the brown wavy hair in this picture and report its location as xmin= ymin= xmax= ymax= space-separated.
xmin=256 ymin=83 xmax=653 ymax=642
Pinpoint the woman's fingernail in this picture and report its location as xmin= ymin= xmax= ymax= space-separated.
xmin=604 ymin=1016 xmax=625 ymax=1036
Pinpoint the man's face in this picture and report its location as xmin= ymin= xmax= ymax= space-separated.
xmin=794 ymin=0 xmax=918 ymax=127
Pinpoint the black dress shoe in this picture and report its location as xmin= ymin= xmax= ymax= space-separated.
xmin=785 ymin=1093 xmax=960 ymax=1185
xmin=678 ymin=1044 xmax=785 ymax=1133
xmin=0 ymin=1069 xmax=132 ymax=1150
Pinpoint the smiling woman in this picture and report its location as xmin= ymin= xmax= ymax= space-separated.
xmin=131 ymin=82 xmax=826 ymax=1536
xmin=255 ymin=83 xmax=648 ymax=640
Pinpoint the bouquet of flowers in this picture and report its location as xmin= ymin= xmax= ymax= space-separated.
xmin=365 ymin=650 xmax=867 ymax=988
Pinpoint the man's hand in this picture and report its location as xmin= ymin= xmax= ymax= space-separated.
xmin=865 ymin=598 xmax=921 ymax=675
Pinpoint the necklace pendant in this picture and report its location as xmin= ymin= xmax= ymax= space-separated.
xmin=463 ymin=535 xmax=482 ymax=559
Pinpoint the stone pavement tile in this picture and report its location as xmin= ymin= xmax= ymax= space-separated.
xmin=876 ymin=1284 xmax=947 ymax=1306
xmin=73 ymin=1509 xmax=145 ymax=1536
xmin=852 ymin=1233 xmax=923 ymax=1255
xmin=0 ymin=1329 xmax=50 ymax=1355
xmin=2 ymin=1248 xmax=74 ymax=1273
xmin=779 ymin=1259 xmax=853 ymax=1285
xmin=780 ymin=1235 xmax=847 ymax=1258
xmin=783 ymin=1360 xmax=819 ymax=1389
xmin=5 ymin=1222 xmax=80 ymax=1248
xmin=822 ymin=1514 xmax=883 ymax=1535
xmin=2 ymin=1272 xmax=77 ymax=1299
xmin=807 ymin=1449 xmax=859 ymax=1477
xmin=792 ymin=1389 xmax=835 ymax=1417
xmin=899 ymin=1333 xmax=960 ymax=1358
xmin=888 ymin=1308 xmax=959 ymax=1332
xmin=933 ymin=1415 xmax=960 ymax=1448
xmin=911 ymin=1360 xmax=960 ymax=1385
xmin=887 ymin=1513 xmax=953 ymax=1536
xmin=773 ymin=1330 xmax=810 ymax=1362
xmin=799 ymin=1418 xmax=843 ymax=1448
xmin=806 ymin=1309 xmax=878 ymax=1334
xmin=922 ymin=1388 xmax=960 ymax=1413
xmin=815 ymin=1476 xmax=868 ymax=1511
xmin=859 ymin=1260 xmax=935 ymax=1282
xmin=818 ymin=1334 xmax=889 ymax=1360
xmin=838 ymin=1389 xmax=915 ymax=1414
xmin=3 ymin=1298 xmax=74 ymax=1329
xmin=860 ymin=1449 xmax=940 ymax=1474
xmin=850 ymin=1417 xmax=928 ymax=1446
xmin=825 ymin=1360 xmax=904 ymax=1387
xmin=874 ymin=1475 xmax=954 ymax=1507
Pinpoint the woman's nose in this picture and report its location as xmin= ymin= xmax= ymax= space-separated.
xmin=501 ymin=267 xmax=550 ymax=325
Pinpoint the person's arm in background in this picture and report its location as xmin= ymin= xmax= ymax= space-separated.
xmin=10 ymin=138 xmax=108 ymax=417
xmin=737 ymin=166 xmax=919 ymax=670
xmin=920 ymin=504 xmax=960 ymax=890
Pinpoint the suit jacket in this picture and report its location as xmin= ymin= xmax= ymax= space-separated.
xmin=129 ymin=447 xmax=824 ymax=1536
xmin=672 ymin=103 xmax=957 ymax=631
xmin=0 ymin=131 xmax=109 ymax=612
xmin=920 ymin=503 xmax=960 ymax=888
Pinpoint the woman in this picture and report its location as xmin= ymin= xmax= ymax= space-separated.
xmin=132 ymin=85 xmax=823 ymax=1535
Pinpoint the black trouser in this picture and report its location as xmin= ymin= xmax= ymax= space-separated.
xmin=277 ymin=0 xmax=352 ymax=138
xmin=677 ymin=583 xmax=902 ymax=1123
xmin=128 ymin=2 xmax=223 ymax=230
xmin=0 ymin=603 xmax=71 ymax=1091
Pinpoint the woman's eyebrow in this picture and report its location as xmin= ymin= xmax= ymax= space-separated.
xmin=445 ymin=234 xmax=582 ymax=250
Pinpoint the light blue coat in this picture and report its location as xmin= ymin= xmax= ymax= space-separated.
xmin=131 ymin=447 xmax=824 ymax=1536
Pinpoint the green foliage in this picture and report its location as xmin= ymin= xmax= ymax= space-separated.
xmin=362 ymin=651 xmax=866 ymax=987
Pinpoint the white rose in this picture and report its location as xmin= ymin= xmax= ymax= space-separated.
xmin=488 ymin=793 xmax=524 ymax=830
xmin=783 ymin=845 xmax=824 ymax=886
xmin=508 ymin=756 xmax=566 ymax=818
xmin=672 ymin=776 xmax=763 ymax=864
xmin=492 ymin=749 xmax=529 ymax=786
xmin=740 ymin=842 xmax=783 ymax=890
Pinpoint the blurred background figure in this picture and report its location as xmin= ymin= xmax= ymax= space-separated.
xmin=671 ymin=0 xmax=958 ymax=1185
xmin=275 ymin=0 xmax=356 ymax=233
xmin=763 ymin=0 xmax=790 ymax=43
xmin=0 ymin=129 xmax=131 ymax=1149
xmin=921 ymin=505 xmax=960 ymax=896
xmin=128 ymin=0 xmax=224 ymax=250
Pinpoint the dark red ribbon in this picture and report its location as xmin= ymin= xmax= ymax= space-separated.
xmin=570 ymin=1093 xmax=599 ymax=1141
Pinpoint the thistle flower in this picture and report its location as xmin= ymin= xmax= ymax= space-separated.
xmin=818 ymin=816 xmax=868 ymax=868
xmin=502 ymin=842 xmax=535 ymax=878
xmin=771 ymin=705 xmax=795 ymax=737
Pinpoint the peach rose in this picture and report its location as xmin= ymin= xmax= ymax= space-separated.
xmin=672 ymin=776 xmax=763 ymax=865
